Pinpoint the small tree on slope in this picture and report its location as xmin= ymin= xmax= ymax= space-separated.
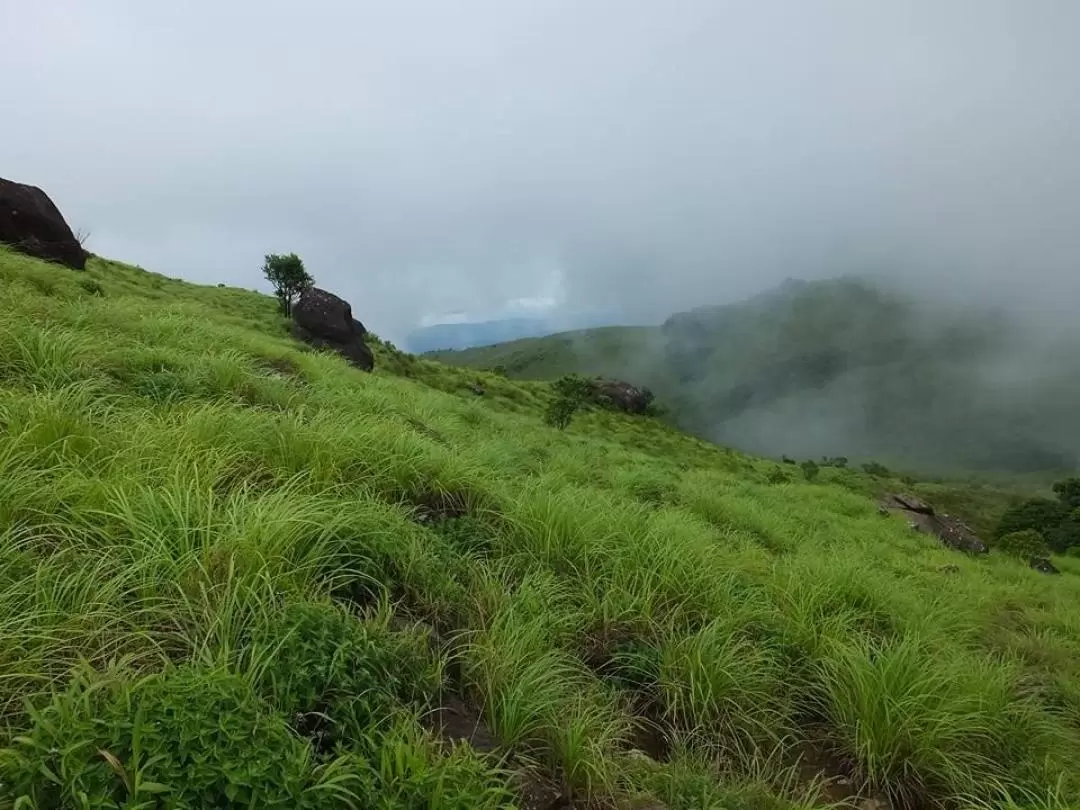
xmin=262 ymin=252 xmax=313 ymax=316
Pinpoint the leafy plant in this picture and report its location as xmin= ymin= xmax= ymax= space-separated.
xmin=546 ymin=391 xmax=581 ymax=430
xmin=251 ymin=601 xmax=442 ymax=745
xmin=262 ymin=252 xmax=313 ymax=316
xmin=862 ymin=461 xmax=890 ymax=478
xmin=552 ymin=373 xmax=594 ymax=403
xmin=800 ymin=459 xmax=820 ymax=482
xmin=0 ymin=666 xmax=338 ymax=808
xmin=994 ymin=481 xmax=1080 ymax=553
xmin=994 ymin=529 xmax=1050 ymax=560
xmin=766 ymin=466 xmax=791 ymax=484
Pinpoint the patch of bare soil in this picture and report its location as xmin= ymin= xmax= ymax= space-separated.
xmin=403 ymin=415 xmax=449 ymax=446
xmin=405 ymin=489 xmax=471 ymax=524
xmin=255 ymin=355 xmax=304 ymax=379
xmin=793 ymin=741 xmax=860 ymax=805
xmin=424 ymin=694 xmax=574 ymax=809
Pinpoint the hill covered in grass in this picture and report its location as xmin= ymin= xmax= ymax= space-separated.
xmin=429 ymin=277 xmax=1080 ymax=477
xmin=1 ymin=245 xmax=1079 ymax=809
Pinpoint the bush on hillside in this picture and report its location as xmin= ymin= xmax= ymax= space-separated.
xmin=0 ymin=668 xmax=320 ymax=807
xmin=251 ymin=602 xmax=440 ymax=743
xmin=262 ymin=252 xmax=313 ymax=317
xmin=994 ymin=529 xmax=1050 ymax=560
xmin=801 ymin=459 xmax=820 ymax=482
xmin=545 ymin=395 xmax=579 ymax=430
xmin=1053 ymin=477 xmax=1080 ymax=510
xmin=544 ymin=374 xmax=593 ymax=430
xmin=766 ymin=466 xmax=791 ymax=484
xmin=552 ymin=373 xmax=593 ymax=403
xmin=994 ymin=479 xmax=1080 ymax=553
xmin=821 ymin=456 xmax=849 ymax=468
xmin=862 ymin=461 xmax=890 ymax=478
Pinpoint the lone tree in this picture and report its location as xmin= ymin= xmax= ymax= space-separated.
xmin=262 ymin=252 xmax=313 ymax=316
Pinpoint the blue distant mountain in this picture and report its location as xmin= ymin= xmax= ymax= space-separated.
xmin=407 ymin=314 xmax=617 ymax=354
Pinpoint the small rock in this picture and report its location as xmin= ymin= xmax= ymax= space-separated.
xmin=1030 ymin=556 xmax=1060 ymax=575
xmin=588 ymin=378 xmax=654 ymax=414
xmin=939 ymin=564 xmax=960 ymax=574
xmin=467 ymin=382 xmax=485 ymax=396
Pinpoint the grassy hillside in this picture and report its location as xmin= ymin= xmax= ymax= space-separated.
xmin=1 ymin=245 xmax=1079 ymax=809
xmin=429 ymin=278 xmax=1080 ymax=477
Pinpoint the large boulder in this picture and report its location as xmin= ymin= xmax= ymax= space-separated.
xmin=588 ymin=379 xmax=655 ymax=414
xmin=0 ymin=177 xmax=87 ymax=270
xmin=291 ymin=287 xmax=374 ymax=371
xmin=880 ymin=492 xmax=988 ymax=554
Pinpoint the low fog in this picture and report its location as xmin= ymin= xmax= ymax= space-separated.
xmin=4 ymin=1 xmax=1079 ymax=469
xmin=3 ymin=0 xmax=1079 ymax=342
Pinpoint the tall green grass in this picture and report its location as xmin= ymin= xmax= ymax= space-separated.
xmin=0 ymin=245 xmax=1078 ymax=808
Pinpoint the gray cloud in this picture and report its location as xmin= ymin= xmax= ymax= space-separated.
xmin=3 ymin=1 xmax=1079 ymax=342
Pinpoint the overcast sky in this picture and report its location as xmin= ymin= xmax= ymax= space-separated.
xmin=3 ymin=1 xmax=1079 ymax=342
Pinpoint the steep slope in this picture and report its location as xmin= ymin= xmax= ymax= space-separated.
xmin=430 ymin=277 xmax=1080 ymax=475
xmin=1 ymin=245 xmax=1079 ymax=809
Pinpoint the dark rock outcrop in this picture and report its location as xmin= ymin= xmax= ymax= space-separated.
xmin=589 ymin=379 xmax=655 ymax=414
xmin=880 ymin=492 xmax=988 ymax=554
xmin=291 ymin=287 xmax=374 ymax=371
xmin=0 ymin=177 xmax=87 ymax=270
xmin=880 ymin=492 xmax=935 ymax=515
xmin=1030 ymin=556 xmax=1060 ymax=575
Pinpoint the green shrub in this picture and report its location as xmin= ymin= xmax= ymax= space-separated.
xmin=994 ymin=529 xmax=1050 ymax=560
xmin=0 ymin=667 xmax=331 ymax=808
xmin=996 ymin=498 xmax=1069 ymax=538
xmin=252 ymin=602 xmax=441 ymax=744
xmin=1047 ymin=516 xmax=1080 ymax=554
xmin=1052 ymin=477 xmax=1080 ymax=510
xmin=78 ymin=277 xmax=105 ymax=296
xmin=801 ymin=459 xmax=820 ymax=482
xmin=545 ymin=395 xmax=579 ymax=430
xmin=862 ymin=461 xmax=890 ymax=478
xmin=766 ymin=466 xmax=791 ymax=484
xmin=994 ymin=479 xmax=1080 ymax=554
xmin=552 ymin=373 xmax=593 ymax=403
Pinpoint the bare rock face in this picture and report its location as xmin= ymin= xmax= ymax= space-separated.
xmin=880 ymin=492 xmax=988 ymax=554
xmin=589 ymin=379 xmax=655 ymax=414
xmin=0 ymin=177 xmax=87 ymax=270
xmin=880 ymin=492 xmax=935 ymax=515
xmin=291 ymin=287 xmax=374 ymax=371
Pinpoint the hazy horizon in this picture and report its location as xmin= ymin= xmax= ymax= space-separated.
xmin=4 ymin=1 xmax=1079 ymax=345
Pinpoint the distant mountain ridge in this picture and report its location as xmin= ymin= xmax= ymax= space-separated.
xmin=429 ymin=276 xmax=1080 ymax=475
xmin=406 ymin=312 xmax=620 ymax=354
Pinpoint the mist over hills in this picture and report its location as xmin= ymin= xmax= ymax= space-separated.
xmin=430 ymin=276 xmax=1080 ymax=475
xmin=405 ymin=311 xmax=621 ymax=354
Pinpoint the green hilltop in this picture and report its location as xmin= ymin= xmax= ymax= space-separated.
xmin=2 ymin=245 xmax=1080 ymax=808
xmin=429 ymin=277 xmax=1080 ymax=477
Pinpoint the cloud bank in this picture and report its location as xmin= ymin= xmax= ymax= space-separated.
xmin=3 ymin=1 xmax=1079 ymax=342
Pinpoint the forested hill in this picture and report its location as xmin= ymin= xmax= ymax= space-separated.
xmin=429 ymin=277 xmax=1080 ymax=475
